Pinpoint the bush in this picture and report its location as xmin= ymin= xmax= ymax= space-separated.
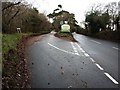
xmin=76 ymin=29 xmax=91 ymax=36
xmin=2 ymin=2 xmax=52 ymax=34
xmin=77 ymin=28 xmax=120 ymax=43
xmin=96 ymin=30 xmax=120 ymax=42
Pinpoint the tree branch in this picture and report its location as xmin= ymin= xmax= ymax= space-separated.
xmin=7 ymin=8 xmax=21 ymax=24
xmin=2 ymin=2 xmax=21 ymax=11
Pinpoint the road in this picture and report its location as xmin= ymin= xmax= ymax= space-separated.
xmin=27 ymin=32 xmax=119 ymax=88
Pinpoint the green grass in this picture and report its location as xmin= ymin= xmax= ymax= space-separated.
xmin=2 ymin=32 xmax=50 ymax=68
xmin=2 ymin=33 xmax=24 ymax=73
xmin=2 ymin=33 xmax=29 ymax=88
xmin=1 ymin=33 xmax=30 ymax=64
xmin=2 ymin=33 xmax=23 ymax=55
xmin=0 ymin=33 xmax=2 ymax=72
xmin=2 ymin=34 xmax=23 ymax=65
xmin=2 ymin=32 xmax=50 ymax=88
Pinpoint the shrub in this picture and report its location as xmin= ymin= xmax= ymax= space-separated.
xmin=96 ymin=30 xmax=120 ymax=42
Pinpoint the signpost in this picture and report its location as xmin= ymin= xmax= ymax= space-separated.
xmin=16 ymin=28 xmax=21 ymax=33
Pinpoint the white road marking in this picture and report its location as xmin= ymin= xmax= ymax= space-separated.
xmin=48 ymin=43 xmax=78 ymax=55
xmin=90 ymin=40 xmax=101 ymax=44
xmin=48 ymin=43 xmax=119 ymax=85
xmin=75 ymin=53 xmax=79 ymax=55
xmin=70 ymin=42 xmax=79 ymax=55
xmin=75 ymin=42 xmax=90 ymax=57
xmin=84 ymin=53 xmax=89 ymax=57
xmin=95 ymin=63 xmax=104 ymax=70
xmin=90 ymin=58 xmax=95 ymax=63
xmin=75 ymin=43 xmax=85 ymax=53
xmin=81 ymin=50 xmax=85 ymax=53
xmin=75 ymin=43 xmax=81 ymax=48
xmin=112 ymin=47 xmax=119 ymax=50
xmin=104 ymin=72 xmax=119 ymax=84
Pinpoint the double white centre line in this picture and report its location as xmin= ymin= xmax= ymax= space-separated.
xmin=75 ymin=43 xmax=89 ymax=57
xmin=70 ymin=42 xmax=79 ymax=55
xmin=75 ymin=43 xmax=85 ymax=53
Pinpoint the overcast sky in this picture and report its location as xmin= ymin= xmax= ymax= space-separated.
xmin=26 ymin=0 xmax=119 ymax=24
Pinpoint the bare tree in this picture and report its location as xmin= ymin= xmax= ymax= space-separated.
xmin=2 ymin=0 xmax=29 ymax=33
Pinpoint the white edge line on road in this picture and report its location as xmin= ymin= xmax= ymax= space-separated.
xmin=95 ymin=63 xmax=104 ymax=70
xmin=112 ymin=47 xmax=119 ymax=50
xmin=90 ymin=40 xmax=101 ymax=44
xmin=70 ymin=42 xmax=79 ymax=55
xmin=104 ymin=72 xmax=119 ymax=84
xmin=90 ymin=58 xmax=95 ymax=63
xmin=48 ymin=43 xmax=78 ymax=56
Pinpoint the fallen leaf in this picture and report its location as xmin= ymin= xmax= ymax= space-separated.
xmin=48 ymin=83 xmax=50 ymax=85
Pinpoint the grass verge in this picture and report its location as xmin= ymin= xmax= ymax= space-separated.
xmin=2 ymin=33 xmax=31 ymax=88
xmin=2 ymin=31 xmax=51 ymax=88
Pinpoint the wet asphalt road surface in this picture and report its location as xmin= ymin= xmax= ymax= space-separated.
xmin=27 ymin=32 xmax=119 ymax=88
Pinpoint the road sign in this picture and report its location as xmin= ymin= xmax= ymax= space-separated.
xmin=61 ymin=23 xmax=70 ymax=32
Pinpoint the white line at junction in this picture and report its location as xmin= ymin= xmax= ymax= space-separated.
xmin=48 ymin=43 xmax=78 ymax=55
